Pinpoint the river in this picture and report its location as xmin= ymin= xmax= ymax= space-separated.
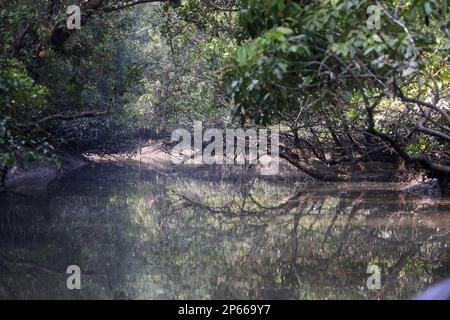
xmin=1 ymin=160 xmax=450 ymax=299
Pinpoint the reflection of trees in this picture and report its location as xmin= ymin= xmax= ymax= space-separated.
xmin=172 ymin=178 xmax=450 ymax=299
xmin=0 ymin=163 xmax=450 ymax=299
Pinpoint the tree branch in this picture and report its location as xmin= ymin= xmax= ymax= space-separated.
xmin=22 ymin=111 xmax=108 ymax=127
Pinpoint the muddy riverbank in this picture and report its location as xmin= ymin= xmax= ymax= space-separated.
xmin=3 ymin=149 xmax=88 ymax=195
xmin=2 ymin=143 xmax=445 ymax=198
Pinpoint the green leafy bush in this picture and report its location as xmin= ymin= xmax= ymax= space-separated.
xmin=0 ymin=58 xmax=58 ymax=185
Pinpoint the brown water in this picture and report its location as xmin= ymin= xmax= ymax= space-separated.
xmin=0 ymin=162 xmax=449 ymax=299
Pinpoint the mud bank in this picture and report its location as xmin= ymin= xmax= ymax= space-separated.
xmin=3 ymin=150 xmax=88 ymax=195
xmin=7 ymin=142 xmax=442 ymax=198
xmin=91 ymin=143 xmax=446 ymax=197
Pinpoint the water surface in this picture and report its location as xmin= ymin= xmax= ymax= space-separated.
xmin=1 ymin=162 xmax=449 ymax=299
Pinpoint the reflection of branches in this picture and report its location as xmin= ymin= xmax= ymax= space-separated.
xmin=165 ymin=181 xmax=450 ymax=299
xmin=333 ymin=205 xmax=360 ymax=259
xmin=0 ymin=252 xmax=60 ymax=275
xmin=303 ymin=203 xmax=323 ymax=238
xmin=0 ymin=277 xmax=17 ymax=299
xmin=322 ymin=198 xmax=348 ymax=246
xmin=173 ymin=193 xmax=240 ymax=217
xmin=176 ymin=185 xmax=333 ymax=226
xmin=0 ymin=252 xmax=100 ymax=277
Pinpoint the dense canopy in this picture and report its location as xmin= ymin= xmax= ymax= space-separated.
xmin=0 ymin=0 xmax=449 ymax=191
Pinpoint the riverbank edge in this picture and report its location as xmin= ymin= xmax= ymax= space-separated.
xmin=3 ymin=149 xmax=88 ymax=195
xmin=2 ymin=143 xmax=445 ymax=198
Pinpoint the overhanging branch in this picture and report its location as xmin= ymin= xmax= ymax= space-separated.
xmin=22 ymin=111 xmax=108 ymax=127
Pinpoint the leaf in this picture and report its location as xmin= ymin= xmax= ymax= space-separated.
xmin=372 ymin=34 xmax=383 ymax=43
xmin=275 ymin=26 xmax=294 ymax=35
xmin=237 ymin=47 xmax=248 ymax=66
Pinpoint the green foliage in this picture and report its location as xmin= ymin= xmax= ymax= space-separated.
xmin=229 ymin=0 xmax=450 ymax=125
xmin=1 ymin=0 xmax=448 ymax=185
xmin=130 ymin=3 xmax=239 ymax=134
xmin=0 ymin=1 xmax=240 ymax=172
xmin=0 ymin=2 xmax=154 ymax=164
xmin=0 ymin=58 xmax=58 ymax=172
xmin=226 ymin=0 xmax=450 ymax=183
xmin=41 ymin=16 xmax=147 ymax=153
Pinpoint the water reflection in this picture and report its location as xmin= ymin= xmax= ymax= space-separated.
xmin=0 ymin=162 xmax=449 ymax=299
